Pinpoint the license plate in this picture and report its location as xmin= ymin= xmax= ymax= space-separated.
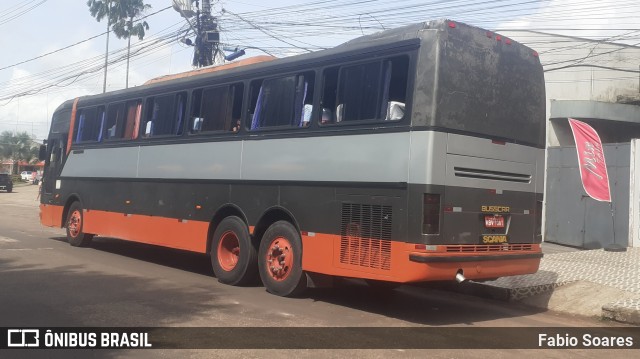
xmin=484 ymin=215 xmax=504 ymax=228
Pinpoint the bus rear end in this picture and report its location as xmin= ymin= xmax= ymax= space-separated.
xmin=406 ymin=20 xmax=545 ymax=282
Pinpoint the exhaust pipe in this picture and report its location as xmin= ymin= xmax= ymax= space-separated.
xmin=455 ymin=270 xmax=467 ymax=283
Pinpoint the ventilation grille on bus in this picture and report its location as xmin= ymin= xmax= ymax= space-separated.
xmin=340 ymin=203 xmax=392 ymax=270
xmin=454 ymin=167 xmax=531 ymax=183
xmin=445 ymin=244 xmax=534 ymax=252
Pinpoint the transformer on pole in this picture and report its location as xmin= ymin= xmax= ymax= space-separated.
xmin=172 ymin=0 xmax=222 ymax=67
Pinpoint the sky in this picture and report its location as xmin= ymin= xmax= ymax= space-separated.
xmin=1 ymin=0 xmax=640 ymax=142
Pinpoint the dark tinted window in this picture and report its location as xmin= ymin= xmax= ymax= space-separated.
xmin=320 ymin=56 xmax=409 ymax=125
xmin=105 ymin=102 xmax=125 ymax=139
xmin=190 ymin=83 xmax=244 ymax=133
xmin=142 ymin=93 xmax=187 ymax=137
xmin=249 ymin=72 xmax=314 ymax=130
xmin=74 ymin=106 xmax=104 ymax=143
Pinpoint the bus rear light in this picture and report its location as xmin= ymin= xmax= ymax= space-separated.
xmin=496 ymin=35 xmax=502 ymax=42
xmin=415 ymin=244 xmax=426 ymax=250
xmin=505 ymin=38 xmax=512 ymax=45
xmin=448 ymin=21 xmax=456 ymax=28
xmin=423 ymin=194 xmax=441 ymax=234
xmin=532 ymin=51 xmax=539 ymax=57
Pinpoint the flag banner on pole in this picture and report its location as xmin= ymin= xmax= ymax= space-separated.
xmin=568 ymin=118 xmax=611 ymax=202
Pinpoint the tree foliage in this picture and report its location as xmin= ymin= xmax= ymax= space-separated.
xmin=87 ymin=0 xmax=152 ymax=40
xmin=0 ymin=131 xmax=39 ymax=163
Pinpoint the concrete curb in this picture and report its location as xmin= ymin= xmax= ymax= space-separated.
xmin=602 ymin=299 xmax=640 ymax=325
xmin=451 ymin=280 xmax=640 ymax=325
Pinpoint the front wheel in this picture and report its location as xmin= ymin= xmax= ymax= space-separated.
xmin=66 ymin=202 xmax=94 ymax=247
xmin=258 ymin=221 xmax=307 ymax=297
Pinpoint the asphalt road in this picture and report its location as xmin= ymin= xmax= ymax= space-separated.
xmin=0 ymin=185 xmax=635 ymax=358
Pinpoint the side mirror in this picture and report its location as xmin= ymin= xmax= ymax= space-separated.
xmin=38 ymin=145 xmax=47 ymax=161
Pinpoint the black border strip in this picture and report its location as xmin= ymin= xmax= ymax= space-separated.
xmin=409 ymin=253 xmax=543 ymax=263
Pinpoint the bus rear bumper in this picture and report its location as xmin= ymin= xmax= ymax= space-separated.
xmin=403 ymin=251 xmax=543 ymax=282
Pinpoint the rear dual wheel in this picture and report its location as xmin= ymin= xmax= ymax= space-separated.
xmin=258 ymin=221 xmax=307 ymax=297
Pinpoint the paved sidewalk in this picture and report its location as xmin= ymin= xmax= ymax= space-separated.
xmin=468 ymin=243 xmax=640 ymax=324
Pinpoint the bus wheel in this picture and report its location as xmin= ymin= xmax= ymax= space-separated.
xmin=65 ymin=202 xmax=94 ymax=247
xmin=258 ymin=221 xmax=307 ymax=297
xmin=210 ymin=216 xmax=257 ymax=286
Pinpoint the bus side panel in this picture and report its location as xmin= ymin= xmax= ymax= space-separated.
xmin=301 ymin=234 xmax=541 ymax=283
xmin=82 ymin=210 xmax=209 ymax=253
xmin=40 ymin=204 xmax=64 ymax=228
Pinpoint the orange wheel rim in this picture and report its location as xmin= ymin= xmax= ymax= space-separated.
xmin=68 ymin=210 xmax=82 ymax=238
xmin=217 ymin=231 xmax=240 ymax=271
xmin=265 ymin=237 xmax=293 ymax=281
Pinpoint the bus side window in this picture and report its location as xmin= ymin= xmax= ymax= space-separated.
xmin=73 ymin=107 xmax=102 ymax=143
xmin=383 ymin=56 xmax=409 ymax=121
xmin=337 ymin=61 xmax=382 ymax=122
xmin=249 ymin=72 xmax=314 ymax=130
xmin=124 ymin=100 xmax=141 ymax=140
xmin=106 ymin=102 xmax=125 ymax=139
xmin=320 ymin=56 xmax=409 ymax=124
xmin=189 ymin=83 xmax=244 ymax=134
xmin=320 ymin=67 xmax=339 ymax=125
xmin=143 ymin=94 xmax=184 ymax=137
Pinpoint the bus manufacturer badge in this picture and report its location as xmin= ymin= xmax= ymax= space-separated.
xmin=481 ymin=205 xmax=510 ymax=213
xmin=481 ymin=235 xmax=508 ymax=244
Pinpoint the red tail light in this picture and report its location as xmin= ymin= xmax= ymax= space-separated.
xmin=423 ymin=194 xmax=441 ymax=234
xmin=448 ymin=21 xmax=456 ymax=28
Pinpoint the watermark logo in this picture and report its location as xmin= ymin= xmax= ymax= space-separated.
xmin=7 ymin=329 xmax=39 ymax=347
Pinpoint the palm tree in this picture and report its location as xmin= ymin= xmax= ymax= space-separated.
xmin=87 ymin=0 xmax=152 ymax=89
xmin=0 ymin=131 xmax=39 ymax=174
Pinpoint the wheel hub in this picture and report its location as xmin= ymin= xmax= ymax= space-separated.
xmin=68 ymin=210 xmax=81 ymax=237
xmin=266 ymin=238 xmax=292 ymax=281
xmin=217 ymin=231 xmax=240 ymax=271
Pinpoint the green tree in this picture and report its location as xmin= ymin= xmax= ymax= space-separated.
xmin=0 ymin=131 xmax=39 ymax=174
xmin=87 ymin=0 xmax=152 ymax=88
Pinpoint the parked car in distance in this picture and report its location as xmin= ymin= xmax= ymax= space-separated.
xmin=32 ymin=172 xmax=43 ymax=185
xmin=20 ymin=171 xmax=34 ymax=181
xmin=0 ymin=173 xmax=13 ymax=193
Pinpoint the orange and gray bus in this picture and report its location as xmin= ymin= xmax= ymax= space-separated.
xmin=39 ymin=19 xmax=545 ymax=297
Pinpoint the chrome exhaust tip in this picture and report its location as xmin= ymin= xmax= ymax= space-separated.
xmin=455 ymin=270 xmax=467 ymax=283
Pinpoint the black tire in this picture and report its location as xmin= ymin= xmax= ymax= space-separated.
xmin=6 ymin=187 xmax=11 ymax=193
xmin=210 ymin=216 xmax=258 ymax=286
xmin=65 ymin=202 xmax=94 ymax=247
xmin=258 ymin=221 xmax=307 ymax=297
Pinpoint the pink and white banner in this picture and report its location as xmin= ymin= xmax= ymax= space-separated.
xmin=568 ymin=118 xmax=611 ymax=202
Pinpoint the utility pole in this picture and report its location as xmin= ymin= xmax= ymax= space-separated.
xmin=173 ymin=0 xmax=221 ymax=67
xmin=103 ymin=0 xmax=111 ymax=93
xmin=194 ymin=0 xmax=220 ymax=67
